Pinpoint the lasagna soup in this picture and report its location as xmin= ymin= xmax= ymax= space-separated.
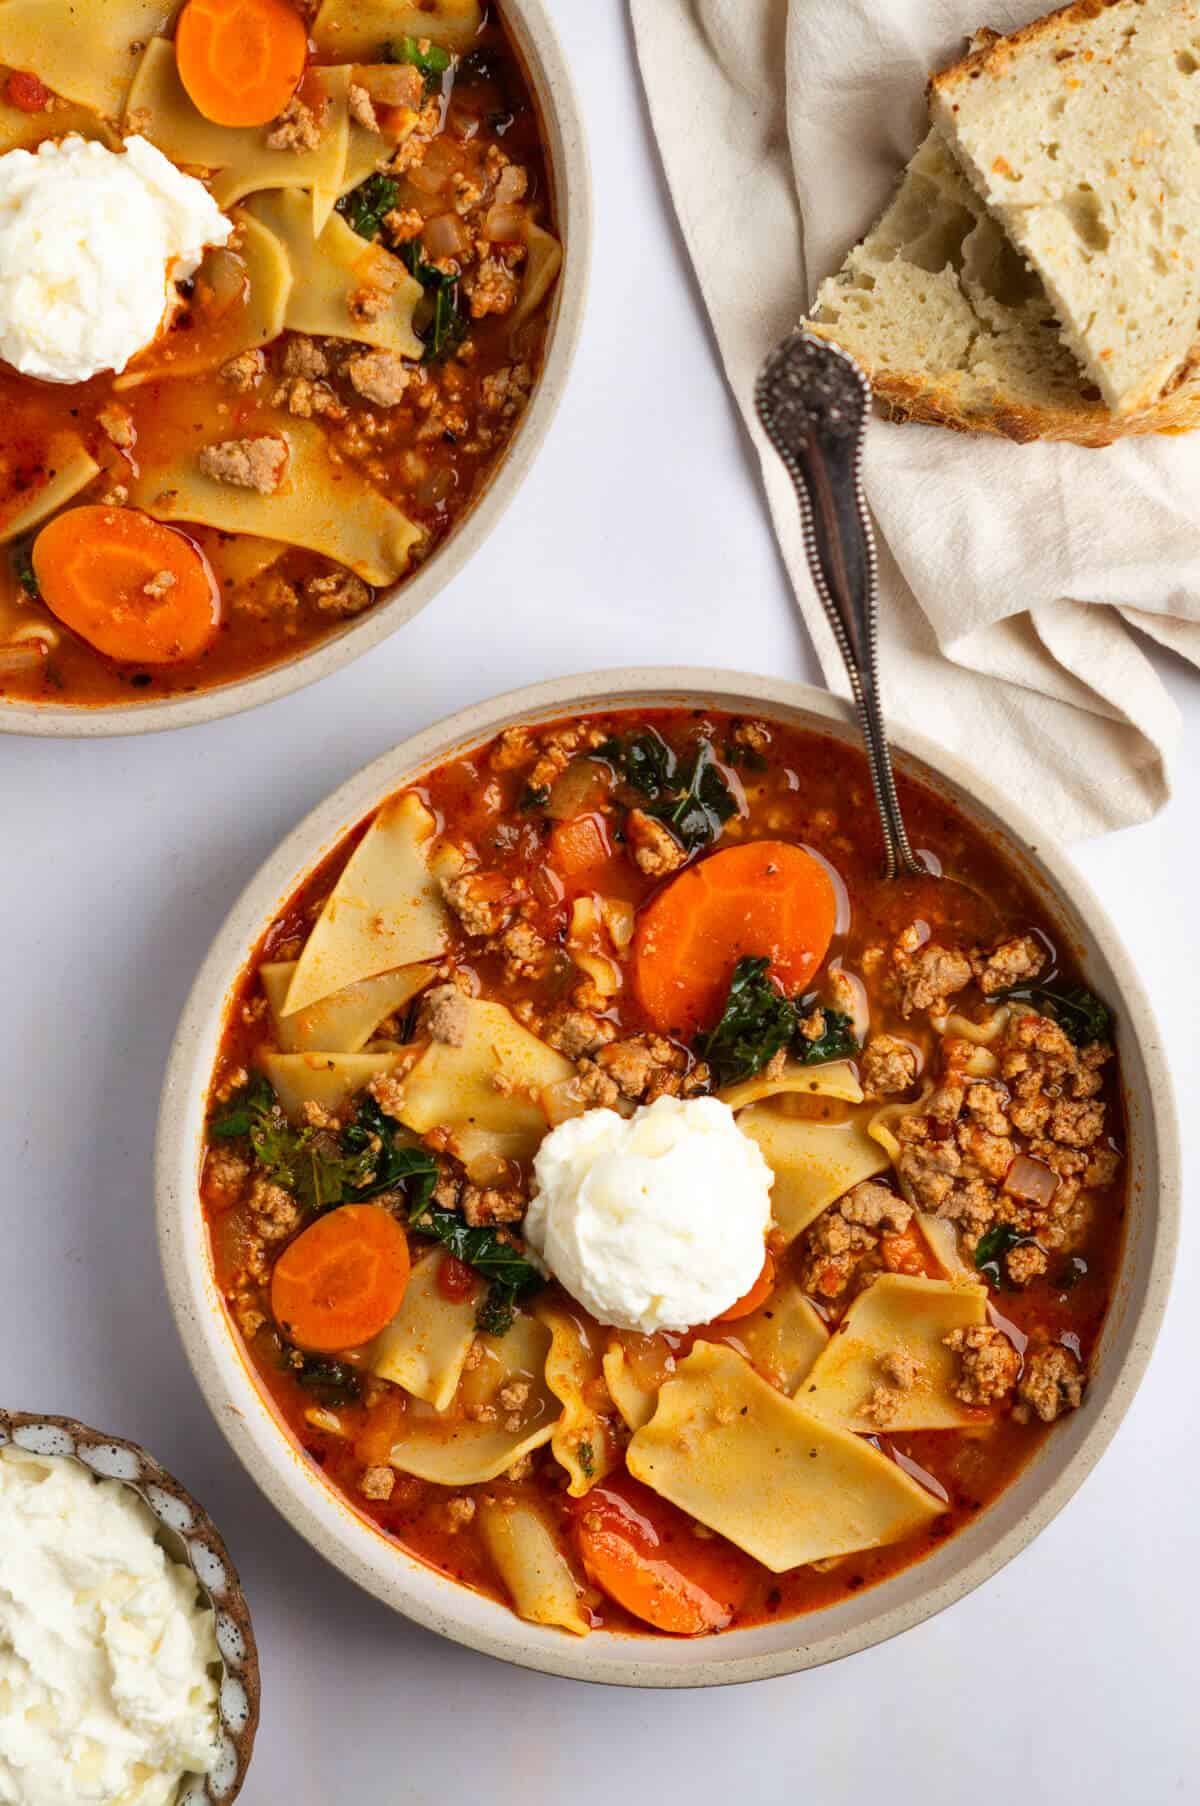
xmin=0 ymin=0 xmax=560 ymax=706
xmin=201 ymin=711 xmax=1126 ymax=1638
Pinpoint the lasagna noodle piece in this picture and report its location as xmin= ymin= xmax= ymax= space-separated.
xmin=476 ymin=1496 xmax=590 ymax=1637
xmin=0 ymin=0 xmax=172 ymax=118
xmin=126 ymin=41 xmax=351 ymax=231
xmin=0 ymin=436 xmax=99 ymax=544
xmin=717 ymin=1056 xmax=863 ymax=1112
xmin=259 ymin=959 xmax=435 ymax=1055
xmin=114 ymin=211 xmax=292 ymax=391
xmin=736 ymin=1105 xmax=891 ymax=1244
xmin=536 ymin=1298 xmax=623 ymax=1496
xmin=245 ymin=188 xmax=423 ymax=360
xmin=259 ymin=1050 xmax=403 ymax=1121
xmin=133 ymin=417 xmax=421 ymax=586
xmin=628 ymin=1342 xmax=943 ymax=1571
xmin=396 ymin=997 xmax=574 ymax=1166
xmin=388 ymin=1313 xmax=561 ymax=1486
xmin=283 ymin=794 xmax=448 ymax=1012
xmin=797 ymin=1273 xmax=990 ymax=1432
xmin=311 ymin=0 xmax=483 ymax=59
xmin=372 ymin=1252 xmax=480 ymax=1411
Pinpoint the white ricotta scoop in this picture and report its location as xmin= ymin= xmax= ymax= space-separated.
xmin=0 ymin=134 xmax=231 ymax=383
xmin=525 ymin=1094 xmax=773 ymax=1334
xmin=0 ymin=1443 xmax=221 ymax=1806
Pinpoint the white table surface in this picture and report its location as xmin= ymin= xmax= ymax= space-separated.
xmin=5 ymin=7 xmax=1199 ymax=1801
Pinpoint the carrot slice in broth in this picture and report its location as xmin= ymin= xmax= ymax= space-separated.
xmin=270 ymin=1203 xmax=411 ymax=1353
xmin=631 ymin=840 xmax=838 ymax=1037
xmin=33 ymin=506 xmax=220 ymax=664
xmin=176 ymin=0 xmax=308 ymax=128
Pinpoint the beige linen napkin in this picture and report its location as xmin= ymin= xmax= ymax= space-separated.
xmin=629 ymin=0 xmax=1200 ymax=839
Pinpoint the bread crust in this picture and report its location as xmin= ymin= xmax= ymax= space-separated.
xmin=930 ymin=0 xmax=1130 ymax=105
xmin=806 ymin=322 xmax=1200 ymax=448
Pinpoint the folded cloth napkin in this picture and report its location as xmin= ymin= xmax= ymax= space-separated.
xmin=629 ymin=0 xmax=1200 ymax=840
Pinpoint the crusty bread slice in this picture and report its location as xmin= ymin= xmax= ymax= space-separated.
xmin=929 ymin=0 xmax=1200 ymax=416
xmin=808 ymin=131 xmax=1200 ymax=444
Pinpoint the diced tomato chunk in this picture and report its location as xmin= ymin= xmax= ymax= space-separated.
xmin=438 ymin=1254 xmax=477 ymax=1302
xmin=6 ymin=71 xmax=49 ymax=112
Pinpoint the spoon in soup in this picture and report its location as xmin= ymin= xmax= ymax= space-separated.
xmin=755 ymin=330 xmax=999 ymax=941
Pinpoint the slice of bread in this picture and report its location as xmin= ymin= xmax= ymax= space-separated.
xmin=929 ymin=0 xmax=1200 ymax=416
xmin=808 ymin=131 xmax=1200 ymax=444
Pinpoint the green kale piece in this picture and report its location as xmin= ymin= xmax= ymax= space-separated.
xmin=386 ymin=33 xmax=452 ymax=95
xmin=697 ymin=959 xmax=860 ymax=1087
xmin=336 ymin=172 xmax=400 ymax=240
xmin=999 ymin=983 xmax=1112 ymax=1047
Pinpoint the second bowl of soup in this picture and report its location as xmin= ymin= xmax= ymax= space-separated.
xmin=157 ymin=670 xmax=1178 ymax=1684
xmin=0 ymin=0 xmax=588 ymax=734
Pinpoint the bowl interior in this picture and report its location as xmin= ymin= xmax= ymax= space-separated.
xmin=0 ymin=0 xmax=592 ymax=740
xmin=156 ymin=669 xmax=1179 ymax=1686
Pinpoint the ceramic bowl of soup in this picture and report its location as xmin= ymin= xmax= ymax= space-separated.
xmin=156 ymin=669 xmax=1179 ymax=1685
xmin=0 ymin=0 xmax=589 ymax=735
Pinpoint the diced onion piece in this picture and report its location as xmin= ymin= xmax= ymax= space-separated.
xmin=198 ymin=246 xmax=249 ymax=317
xmin=485 ymin=201 xmax=525 ymax=243
xmin=545 ymin=757 xmax=610 ymax=821
xmin=422 ymin=211 xmax=471 ymax=261
xmin=422 ymin=136 xmax=465 ymax=182
xmin=406 ymin=160 xmax=449 ymax=197
xmin=0 ymin=640 xmax=46 ymax=676
xmin=354 ymin=62 xmax=424 ymax=108
xmin=1003 ymin=1154 xmax=1058 ymax=1206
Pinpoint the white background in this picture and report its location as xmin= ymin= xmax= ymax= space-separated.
xmin=4 ymin=7 xmax=1198 ymax=1802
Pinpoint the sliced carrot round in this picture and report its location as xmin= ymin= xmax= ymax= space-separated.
xmin=176 ymin=0 xmax=308 ymax=128
xmin=713 ymin=1251 xmax=776 ymax=1323
xmin=33 ymin=507 xmax=220 ymax=665
xmin=631 ymin=840 xmax=838 ymax=1038
xmin=270 ymin=1203 xmax=410 ymax=1353
xmin=574 ymin=1476 xmax=750 ymax=1635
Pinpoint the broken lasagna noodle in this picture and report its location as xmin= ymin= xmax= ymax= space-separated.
xmin=0 ymin=0 xmax=561 ymax=703
xmin=200 ymin=709 xmax=1127 ymax=1638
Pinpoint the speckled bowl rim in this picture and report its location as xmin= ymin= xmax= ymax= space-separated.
xmin=156 ymin=668 xmax=1180 ymax=1688
xmin=0 ymin=1408 xmax=260 ymax=1800
xmin=0 ymin=0 xmax=591 ymax=740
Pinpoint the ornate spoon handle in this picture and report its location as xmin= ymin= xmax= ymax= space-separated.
xmin=755 ymin=330 xmax=923 ymax=880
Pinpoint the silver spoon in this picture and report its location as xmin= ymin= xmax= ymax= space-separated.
xmin=755 ymin=329 xmax=999 ymax=937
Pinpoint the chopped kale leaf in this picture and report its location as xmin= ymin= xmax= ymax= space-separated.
xmin=576 ymin=1440 xmax=595 ymax=1479
xmin=341 ymin=1096 xmax=438 ymax=1208
xmin=998 ymin=983 xmax=1112 ymax=1047
xmin=209 ymin=1073 xmax=276 ymax=1141
xmin=415 ymin=1207 xmax=543 ymax=1327
xmin=520 ymin=783 xmax=550 ymax=812
xmin=213 ymin=1081 xmax=436 ymax=1216
xmin=385 ymin=32 xmax=452 ymax=95
xmin=697 ymin=957 xmax=860 ymax=1087
xmin=336 ymin=172 xmax=400 ymax=240
xmin=11 ymin=543 xmax=38 ymax=598
xmin=647 ymin=740 xmax=736 ymax=852
xmin=400 ymin=241 xmax=467 ymax=363
xmin=797 ymin=1006 xmax=858 ymax=1065
xmin=294 ymin=1356 xmax=362 ymax=1405
xmin=475 ymin=1284 xmax=517 ymax=1337
xmin=599 ymin=731 xmax=735 ymax=855
xmin=973 ymin=1224 xmax=1028 ymax=1286
xmin=695 ymin=956 xmax=797 ymax=1088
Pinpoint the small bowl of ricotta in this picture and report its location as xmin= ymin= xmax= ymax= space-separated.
xmin=0 ymin=1408 xmax=259 ymax=1806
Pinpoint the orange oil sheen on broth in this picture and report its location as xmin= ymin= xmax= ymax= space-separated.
xmin=0 ymin=6 xmax=557 ymax=706
xmin=201 ymin=712 xmax=1128 ymax=1635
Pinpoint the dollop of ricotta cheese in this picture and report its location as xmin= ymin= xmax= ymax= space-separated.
xmin=525 ymin=1094 xmax=774 ymax=1333
xmin=0 ymin=1444 xmax=221 ymax=1806
xmin=0 ymin=134 xmax=231 ymax=383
